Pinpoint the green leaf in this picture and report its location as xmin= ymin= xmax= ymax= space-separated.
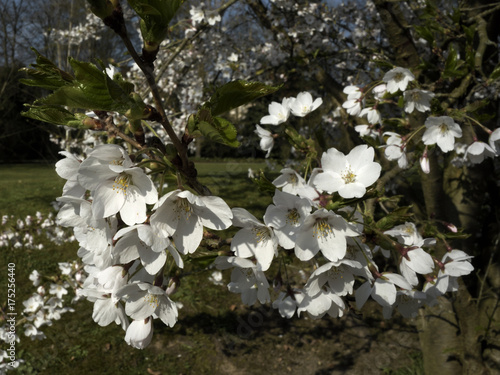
xmin=193 ymin=117 xmax=240 ymax=148
xmin=127 ymin=0 xmax=184 ymax=48
xmin=21 ymin=105 xmax=87 ymax=128
xmin=490 ymin=62 xmax=500 ymax=80
xmin=186 ymin=252 xmax=219 ymax=269
xmin=442 ymin=45 xmax=467 ymax=79
xmin=397 ymin=95 xmax=405 ymax=108
xmin=462 ymin=25 xmax=475 ymax=44
xmin=36 ymin=58 xmax=145 ymax=116
xmin=206 ymin=80 xmax=282 ymax=117
xmin=443 ymin=45 xmax=458 ymax=75
xmin=376 ymin=206 xmax=414 ymax=231
xmin=19 ymin=48 xmax=74 ymax=90
xmin=414 ymin=25 xmax=434 ymax=45
xmin=188 ymin=108 xmax=240 ymax=147
xmin=252 ymin=171 xmax=276 ymax=195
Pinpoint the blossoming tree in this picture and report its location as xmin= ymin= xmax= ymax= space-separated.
xmin=12 ymin=0 xmax=500 ymax=373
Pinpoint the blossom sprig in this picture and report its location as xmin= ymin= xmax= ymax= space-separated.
xmin=53 ymin=143 xmax=240 ymax=349
xmin=48 ymin=87 xmax=476 ymax=351
xmin=342 ymin=66 xmax=500 ymax=175
xmin=255 ymin=91 xmax=323 ymax=157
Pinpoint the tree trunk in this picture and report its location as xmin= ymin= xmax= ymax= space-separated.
xmin=417 ymin=297 xmax=462 ymax=374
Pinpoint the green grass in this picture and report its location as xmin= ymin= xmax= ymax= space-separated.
xmin=0 ymin=164 xmax=65 ymax=218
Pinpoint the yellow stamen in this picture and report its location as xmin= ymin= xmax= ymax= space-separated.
xmin=112 ymin=174 xmax=131 ymax=195
xmin=175 ymin=197 xmax=193 ymax=220
xmin=144 ymin=293 xmax=159 ymax=307
xmin=439 ymin=123 xmax=448 ymax=134
xmin=313 ymin=218 xmax=334 ymax=239
xmin=341 ymin=167 xmax=356 ymax=184
xmin=252 ymin=226 xmax=271 ymax=243
xmin=394 ymin=72 xmax=404 ymax=82
xmin=286 ymin=208 xmax=300 ymax=226
xmin=110 ymin=159 xmax=124 ymax=166
xmin=404 ymin=224 xmax=415 ymax=235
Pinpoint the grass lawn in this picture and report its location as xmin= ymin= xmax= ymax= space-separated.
xmin=0 ymin=164 xmax=65 ymax=218
xmin=0 ymin=162 xmax=422 ymax=375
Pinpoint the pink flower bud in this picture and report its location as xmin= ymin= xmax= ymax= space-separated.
xmin=445 ymin=222 xmax=458 ymax=233
xmin=420 ymin=152 xmax=430 ymax=174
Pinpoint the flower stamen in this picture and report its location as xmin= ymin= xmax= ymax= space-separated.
xmin=286 ymin=208 xmax=300 ymax=226
xmin=112 ymin=174 xmax=131 ymax=195
xmin=252 ymin=226 xmax=271 ymax=243
xmin=341 ymin=167 xmax=356 ymax=184
xmin=313 ymin=218 xmax=333 ymax=239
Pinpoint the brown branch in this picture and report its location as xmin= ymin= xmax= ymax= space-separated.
xmin=103 ymin=116 xmax=144 ymax=151
xmin=372 ymin=0 xmax=420 ymax=71
xmin=97 ymin=4 xmax=213 ymax=195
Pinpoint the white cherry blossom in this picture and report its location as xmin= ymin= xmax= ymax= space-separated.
xmin=356 ymin=272 xmax=412 ymax=309
xmin=150 ymin=189 xmax=232 ymax=255
xmin=294 ymin=208 xmax=359 ymax=262
xmin=383 ymin=132 xmax=408 ymax=169
xmin=125 ymin=319 xmax=153 ymax=349
xmin=272 ymin=291 xmax=303 ymax=319
xmin=230 ymin=208 xmax=278 ymax=271
xmin=115 ymin=282 xmax=178 ymax=328
xmin=215 ymin=256 xmax=270 ymax=305
xmin=439 ymin=250 xmax=474 ymax=277
xmin=359 ymin=106 xmax=381 ymax=124
xmin=313 ymin=145 xmax=381 ymax=199
xmin=297 ymin=288 xmax=345 ymax=319
xmin=254 ymin=125 xmax=274 ymax=157
xmin=260 ymin=98 xmax=293 ymax=125
xmin=342 ymin=98 xmax=363 ymax=116
xmin=263 ymin=190 xmax=312 ymax=249
xmin=382 ymin=290 xmax=427 ymax=319
xmin=343 ymin=85 xmax=362 ymax=100
xmin=383 ymin=67 xmax=415 ymax=93
xmin=488 ymin=127 xmax=500 ymax=154
xmin=55 ymin=151 xmax=85 ymax=198
xmin=403 ymin=89 xmax=434 ymax=113
xmin=304 ymin=259 xmax=363 ymax=297
xmin=289 ymin=91 xmax=323 ymax=117
xmin=464 ymin=141 xmax=496 ymax=164
xmin=422 ymin=116 xmax=462 ymax=153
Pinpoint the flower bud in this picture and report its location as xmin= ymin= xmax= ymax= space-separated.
xmin=420 ymin=151 xmax=430 ymax=174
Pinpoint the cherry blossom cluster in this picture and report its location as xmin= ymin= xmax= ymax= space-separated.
xmin=0 ymin=212 xmax=74 ymax=250
xmin=215 ymin=91 xmax=474 ymax=322
xmin=46 ymin=81 xmax=477 ymax=349
xmin=342 ymin=66 xmax=500 ymax=172
xmin=47 ymin=12 xmax=106 ymax=46
xmin=53 ymin=143 xmax=235 ymax=349
xmin=255 ymin=91 xmax=323 ymax=157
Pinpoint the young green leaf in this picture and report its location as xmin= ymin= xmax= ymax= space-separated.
xmin=33 ymin=58 xmax=145 ymax=117
xmin=206 ymin=80 xmax=282 ymax=117
xmin=21 ymin=105 xmax=88 ymax=128
xmin=19 ymin=49 xmax=74 ymax=90
xmin=128 ymin=0 xmax=184 ymax=51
